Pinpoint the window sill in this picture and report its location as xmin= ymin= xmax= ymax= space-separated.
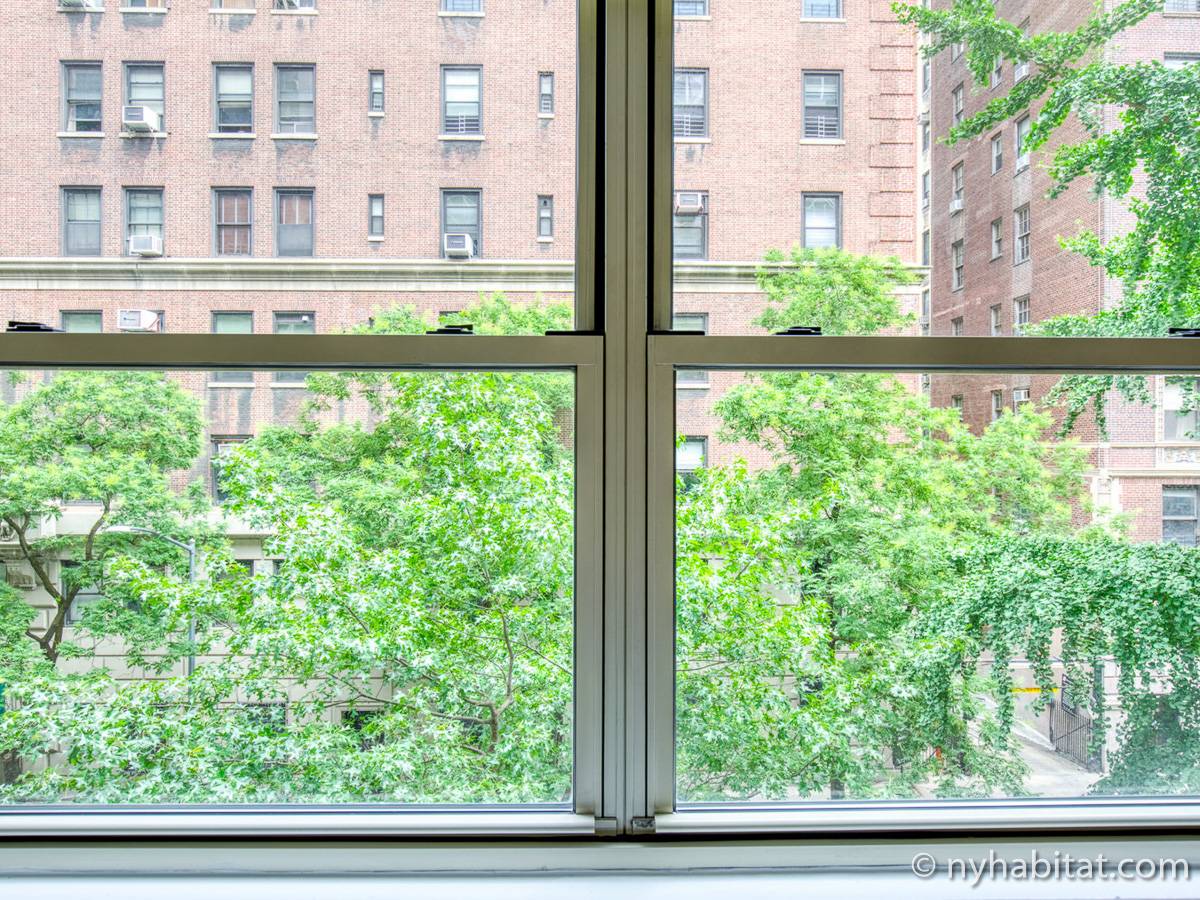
xmin=1164 ymin=9 xmax=1200 ymax=15
xmin=674 ymin=136 xmax=711 ymax=144
xmin=367 ymin=236 xmax=385 ymax=243
xmin=439 ymin=134 xmax=484 ymax=141
xmin=57 ymin=4 xmax=104 ymax=10
xmin=799 ymin=16 xmax=846 ymax=22
xmin=437 ymin=10 xmax=483 ymax=17
xmin=1014 ymin=258 xmax=1031 ymax=266
xmin=536 ymin=236 xmax=554 ymax=244
xmin=798 ymin=138 xmax=845 ymax=145
xmin=269 ymin=381 xmax=311 ymax=389
xmin=57 ymin=131 xmax=104 ymax=138
xmin=119 ymin=131 xmax=167 ymax=138
xmin=270 ymin=7 xmax=318 ymax=14
xmin=209 ymin=132 xmax=256 ymax=139
xmin=272 ymin=133 xmax=318 ymax=140
xmin=537 ymin=112 xmax=555 ymax=120
xmin=367 ymin=111 xmax=385 ymax=118
xmin=208 ymin=6 xmax=256 ymax=12
xmin=676 ymin=383 xmax=711 ymax=391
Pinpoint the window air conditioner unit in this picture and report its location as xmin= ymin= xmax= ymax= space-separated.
xmin=917 ymin=111 xmax=930 ymax=126
xmin=675 ymin=192 xmax=705 ymax=215
xmin=128 ymin=234 xmax=163 ymax=257
xmin=122 ymin=105 xmax=161 ymax=134
xmin=118 ymin=308 xmax=163 ymax=332
xmin=949 ymin=197 xmax=965 ymax=215
xmin=1014 ymin=62 xmax=1030 ymax=82
xmin=277 ymin=0 xmax=301 ymax=7
xmin=6 ymin=570 xmax=35 ymax=591
xmin=444 ymin=233 xmax=475 ymax=259
xmin=1016 ymin=152 xmax=1031 ymax=171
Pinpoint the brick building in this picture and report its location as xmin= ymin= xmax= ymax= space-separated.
xmin=928 ymin=0 xmax=1200 ymax=546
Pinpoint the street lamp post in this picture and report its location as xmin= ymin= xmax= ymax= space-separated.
xmin=100 ymin=525 xmax=197 ymax=676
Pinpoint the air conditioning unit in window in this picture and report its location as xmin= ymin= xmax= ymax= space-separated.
xmin=118 ymin=308 xmax=163 ymax=332
xmin=1014 ymin=61 xmax=1031 ymax=82
xmin=949 ymin=197 xmax=965 ymax=215
xmin=128 ymin=235 xmax=163 ymax=257
xmin=917 ymin=111 xmax=930 ymax=126
xmin=1016 ymin=152 xmax=1031 ymax=171
xmin=675 ymin=192 xmax=705 ymax=214
xmin=122 ymin=105 xmax=161 ymax=134
xmin=443 ymin=233 xmax=475 ymax=259
xmin=6 ymin=570 xmax=35 ymax=591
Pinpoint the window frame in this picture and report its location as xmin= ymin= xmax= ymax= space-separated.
xmin=801 ymin=0 xmax=841 ymax=19
xmin=1014 ymin=204 xmax=1031 ymax=264
xmin=368 ymin=70 xmax=385 ymax=114
xmin=274 ymin=187 xmax=315 ymax=257
xmin=368 ymin=193 xmax=385 ymax=238
xmin=441 ymin=65 xmax=483 ymax=136
xmin=672 ymin=190 xmax=708 ymax=259
xmin=801 ymin=70 xmax=842 ymax=140
xmin=801 ymin=192 xmax=841 ymax=250
xmin=672 ymin=67 xmax=709 ymax=139
xmin=61 ymin=186 xmax=102 ymax=256
xmin=62 ymin=61 xmax=103 ymax=133
xmin=441 ymin=188 xmax=482 ymax=257
xmin=214 ymin=63 xmax=254 ymax=134
xmin=123 ymin=186 xmax=164 ymax=255
xmin=213 ymin=187 xmax=253 ymax=256
xmin=274 ymin=63 xmax=316 ymax=135
xmin=537 ymin=194 xmax=554 ymax=240
xmin=123 ymin=61 xmax=165 ymax=131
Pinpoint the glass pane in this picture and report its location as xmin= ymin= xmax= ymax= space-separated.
xmin=676 ymin=369 xmax=1200 ymax=802
xmin=0 ymin=368 xmax=575 ymax=805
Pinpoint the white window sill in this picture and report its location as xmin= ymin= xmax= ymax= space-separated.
xmin=799 ymin=16 xmax=846 ymax=22
xmin=537 ymin=236 xmax=554 ymax=243
xmin=437 ymin=10 xmax=483 ymax=17
xmin=439 ymin=134 xmax=484 ymax=141
xmin=367 ymin=236 xmax=385 ymax=243
xmin=538 ymin=112 xmax=555 ymax=120
xmin=270 ymin=7 xmax=318 ymax=14
xmin=209 ymin=6 xmax=256 ymax=12
xmin=209 ymin=132 xmax=256 ymax=139
xmin=1015 ymin=165 xmax=1030 ymax=175
xmin=676 ymin=383 xmax=711 ymax=391
xmin=272 ymin=133 xmax=318 ymax=140
xmin=57 ymin=131 xmax=104 ymax=138
xmin=119 ymin=131 xmax=167 ymax=138
xmin=674 ymin=137 xmax=711 ymax=144
xmin=119 ymin=5 xmax=168 ymax=11
xmin=674 ymin=14 xmax=711 ymax=20
xmin=367 ymin=111 xmax=385 ymax=118
xmin=798 ymin=138 xmax=845 ymax=145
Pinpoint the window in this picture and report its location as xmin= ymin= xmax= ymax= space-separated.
xmin=125 ymin=188 xmax=163 ymax=254
xmin=275 ymin=65 xmax=315 ymax=134
xmin=213 ymin=0 xmax=255 ymax=8
xmin=951 ymin=83 xmax=964 ymax=125
xmin=442 ymin=66 xmax=482 ymax=135
xmin=1164 ymin=380 xmax=1200 ymax=441
xmin=674 ymin=0 xmax=708 ymax=14
xmin=921 ymin=120 xmax=931 ymax=153
xmin=1013 ymin=295 xmax=1030 ymax=334
xmin=211 ymin=436 xmax=249 ymax=503
xmin=211 ymin=313 xmax=253 ymax=384
xmin=673 ymin=191 xmax=708 ymax=259
xmin=441 ymin=189 xmax=481 ymax=257
xmin=215 ymin=65 xmax=253 ymax=134
xmin=802 ymin=71 xmax=842 ymax=139
xmin=991 ymin=390 xmax=1004 ymax=422
xmin=950 ymin=317 xmax=964 ymax=336
xmin=272 ymin=312 xmax=314 ymax=384
xmin=214 ymin=189 xmax=252 ymax=256
xmin=802 ymin=0 xmax=841 ymax=17
xmin=920 ymin=288 xmax=930 ymax=336
xmin=1165 ymin=52 xmax=1200 ymax=69
xmin=676 ymin=436 xmax=707 ymax=473
xmin=1163 ymin=488 xmax=1199 ymax=546
xmin=62 ymin=561 xmax=104 ymax=626
xmin=802 ymin=193 xmax=841 ymax=249
xmin=61 ymin=311 xmax=102 ymax=333
xmin=950 ymin=163 xmax=964 ymax=206
xmin=1014 ymin=19 xmax=1032 ymax=80
xmin=673 ymin=314 xmax=709 ymax=387
xmin=441 ymin=0 xmax=482 ymax=10
xmin=368 ymin=195 xmax=385 ymax=238
xmin=369 ymin=71 xmax=384 ymax=113
xmin=1014 ymin=204 xmax=1031 ymax=264
xmin=950 ymin=41 xmax=964 ymax=60
xmin=951 ymin=394 xmax=965 ymax=411
xmin=63 ymin=63 xmax=102 ymax=133
xmin=539 ymin=72 xmax=555 ymax=115
xmin=275 ymin=189 xmax=314 ymax=257
xmin=537 ymin=195 xmax=554 ymax=240
xmin=991 ymin=132 xmax=1003 ymax=172
xmin=921 ymin=171 xmax=930 ymax=209
xmin=1015 ymin=115 xmax=1031 ymax=168
xmin=990 ymin=218 xmax=1003 ymax=259
xmin=124 ymin=0 xmax=167 ymax=6
xmin=989 ymin=304 xmax=1002 ymax=337
xmin=62 ymin=188 xmax=101 ymax=256
xmin=921 ymin=60 xmax=931 ymax=96
xmin=921 ymin=228 xmax=930 ymax=266
xmin=951 ymin=240 xmax=964 ymax=289
xmin=990 ymin=60 xmax=1003 ymax=88
xmin=672 ymin=69 xmax=708 ymax=138
xmin=125 ymin=63 xmax=164 ymax=130
xmin=1012 ymin=388 xmax=1031 ymax=409
xmin=275 ymin=0 xmax=315 ymax=7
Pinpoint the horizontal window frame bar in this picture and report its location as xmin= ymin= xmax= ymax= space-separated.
xmin=0 ymin=334 xmax=602 ymax=370
xmin=652 ymin=335 xmax=1200 ymax=373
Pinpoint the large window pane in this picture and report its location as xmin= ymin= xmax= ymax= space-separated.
xmin=675 ymin=367 xmax=1200 ymax=802
xmin=0 ymin=367 xmax=575 ymax=805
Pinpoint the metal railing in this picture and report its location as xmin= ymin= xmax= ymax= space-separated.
xmin=1050 ymin=701 xmax=1103 ymax=773
xmin=804 ymin=112 xmax=840 ymax=139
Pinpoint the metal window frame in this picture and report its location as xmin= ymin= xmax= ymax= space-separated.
xmin=671 ymin=66 xmax=708 ymax=137
xmin=801 ymin=69 xmax=842 ymax=139
xmin=441 ymin=64 xmax=483 ymax=135
xmin=61 ymin=185 xmax=102 ymax=257
xmin=368 ymin=193 xmax=385 ymax=237
xmin=274 ymin=187 xmax=315 ymax=257
xmin=213 ymin=186 xmax=254 ymax=256
xmin=123 ymin=185 xmax=164 ymax=256
xmin=441 ymin=187 xmax=483 ymax=257
xmin=274 ymin=63 xmax=316 ymax=134
xmin=124 ymin=61 xmax=165 ymax=129
xmin=368 ymin=70 xmax=384 ymax=112
xmin=62 ymin=60 xmax=103 ymax=133
xmin=801 ymin=191 xmax=842 ymax=250
xmin=213 ymin=62 xmax=254 ymax=134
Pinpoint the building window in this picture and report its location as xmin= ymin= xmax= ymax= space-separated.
xmin=1014 ymin=19 xmax=1032 ymax=81
xmin=921 ymin=121 xmax=931 ymax=154
xmin=62 ymin=188 xmax=101 ymax=256
xmin=275 ymin=189 xmax=314 ymax=257
xmin=61 ymin=311 xmax=102 ymax=333
xmin=920 ymin=288 xmax=931 ymax=336
xmin=62 ymin=561 xmax=104 ymax=626
xmin=1164 ymin=380 xmax=1200 ymax=441
xmin=951 ymin=240 xmax=964 ymax=290
xmin=1013 ymin=388 xmax=1031 ymax=409
xmin=951 ymin=83 xmax=964 ymax=125
xmin=1015 ymin=115 xmax=1031 ymax=168
xmin=951 ymin=317 xmax=963 ymax=337
xmin=951 ymin=394 xmax=964 ymax=411
xmin=125 ymin=188 xmax=163 ymax=254
xmin=950 ymin=163 xmax=964 ymax=206
xmin=673 ymin=191 xmax=708 ymax=259
xmin=273 ymin=312 xmax=315 ymax=384
xmin=1014 ymin=296 xmax=1030 ymax=334
xmin=215 ymin=65 xmax=253 ymax=134
xmin=124 ymin=0 xmax=167 ymax=6
xmin=368 ymin=194 xmax=385 ymax=238
xmin=673 ymin=68 xmax=708 ymax=138
xmin=921 ymin=171 xmax=930 ymax=209
xmin=921 ymin=228 xmax=930 ymax=266
xmin=803 ymin=0 xmax=841 ymax=17
xmin=211 ymin=437 xmax=250 ymax=504
xmin=442 ymin=0 xmax=482 ymax=10
xmin=802 ymin=71 xmax=842 ymax=139
xmin=125 ymin=63 xmax=165 ymax=130
xmin=990 ymin=218 xmax=1003 ymax=260
xmin=215 ymin=189 xmax=252 ymax=256
xmin=275 ymin=0 xmax=315 ymax=7
xmin=63 ymin=63 xmax=102 ymax=133
xmin=989 ymin=304 xmax=1002 ymax=337
xmin=211 ymin=312 xmax=254 ymax=384
xmin=990 ymin=390 xmax=1004 ymax=422
xmin=369 ymin=71 xmax=384 ymax=113
xmin=990 ymin=60 xmax=1003 ymax=88
xmin=676 ymin=436 xmax=708 ymax=474
xmin=673 ymin=314 xmax=710 ymax=387
xmin=1165 ymin=52 xmax=1200 ymax=69
xmin=674 ymin=0 xmax=708 ymax=15
xmin=275 ymin=65 xmax=315 ymax=134
xmin=537 ymin=195 xmax=554 ymax=240
xmin=442 ymin=66 xmax=482 ymax=135
xmin=539 ymin=72 xmax=555 ymax=115
xmin=950 ymin=41 xmax=965 ymax=60
xmin=214 ymin=0 xmax=256 ymax=7
xmin=1014 ymin=205 xmax=1031 ymax=264
xmin=991 ymin=132 xmax=1003 ymax=173
xmin=1163 ymin=487 xmax=1200 ymax=546
xmin=802 ymin=193 xmax=841 ymax=249
xmin=922 ymin=60 xmax=931 ymax=96
xmin=442 ymin=189 xmax=482 ymax=258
